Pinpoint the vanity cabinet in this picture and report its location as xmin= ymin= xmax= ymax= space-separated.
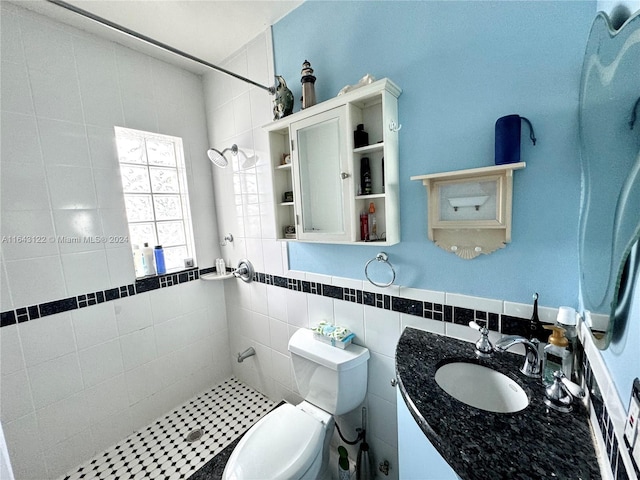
xmin=264 ymin=78 xmax=401 ymax=244
xmin=397 ymin=389 xmax=460 ymax=480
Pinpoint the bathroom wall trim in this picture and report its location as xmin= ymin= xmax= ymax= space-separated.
xmin=1 ymin=266 xmax=538 ymax=336
xmin=0 ymin=266 xmax=211 ymax=327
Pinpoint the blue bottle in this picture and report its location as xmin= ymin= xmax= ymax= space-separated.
xmin=154 ymin=245 xmax=166 ymax=274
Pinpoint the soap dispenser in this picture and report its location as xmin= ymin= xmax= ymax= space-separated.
xmin=542 ymin=325 xmax=571 ymax=386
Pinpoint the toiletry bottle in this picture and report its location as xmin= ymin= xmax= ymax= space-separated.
xmin=360 ymin=211 xmax=369 ymax=241
xmin=556 ymin=307 xmax=578 ymax=381
xmin=132 ymin=244 xmax=144 ymax=277
xmin=543 ymin=326 xmax=571 ymax=385
xmin=154 ymin=245 xmax=166 ymax=274
xmin=142 ymin=243 xmax=156 ymax=276
xmin=338 ymin=446 xmax=350 ymax=480
xmin=368 ymin=202 xmax=377 ymax=240
xmin=354 ymin=124 xmax=369 ymax=148
xmin=361 ymin=157 xmax=372 ymax=195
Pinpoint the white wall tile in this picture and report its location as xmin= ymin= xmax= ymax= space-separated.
xmin=42 ymin=428 xmax=94 ymax=479
xmin=113 ymin=294 xmax=152 ymax=336
xmin=29 ymin=68 xmax=84 ymax=123
xmin=119 ymin=326 xmax=157 ymax=371
xmin=400 ymin=314 xmax=445 ymax=336
xmin=286 ymin=290 xmax=309 ymax=328
xmin=53 ymin=209 xmax=105 ymax=254
xmin=36 ymin=391 xmax=89 ymax=449
xmin=445 ymin=292 xmax=503 ymax=314
xmin=308 ymin=294 xmax=333 ymax=327
xmin=0 ymin=325 xmax=25 ymax=376
xmin=124 ymin=360 xmax=162 ymax=405
xmin=269 ymin=318 xmax=290 ymax=355
xmin=0 ymin=111 xmax=40 ymax=163
xmin=90 ymin=409 xmax=133 ymax=454
xmin=28 ymin=353 xmax=83 ymax=409
xmin=105 ymin=246 xmax=135 ymax=287
xmin=38 ymin=118 xmax=90 ymax=167
xmin=398 ymin=286 xmax=445 ymax=304
xmin=19 ymin=313 xmax=75 ymax=367
xmin=83 ymin=374 xmax=129 ymax=425
xmin=367 ymin=393 xmax=398 ymax=448
xmin=271 ymin=350 xmax=292 ymax=389
xmin=20 ymin=12 xmax=74 ymax=75
xmin=78 ymin=339 xmax=123 ymax=388
xmin=61 ymin=250 xmax=110 ymax=297
xmin=0 ymin=210 xmax=58 ymax=261
xmin=0 ymin=162 xmax=50 ymax=211
xmin=266 ymin=284 xmax=288 ymax=321
xmin=93 ymin=167 xmax=125 ymax=210
xmin=1 ymin=369 xmax=34 ymax=423
xmin=333 ymin=300 xmax=365 ymax=346
xmin=3 ymin=413 xmax=48 ymax=480
xmin=364 ymin=306 xmax=400 ymax=357
xmin=71 ymin=302 xmax=118 ymax=350
xmin=86 ymin=125 xmax=119 ymax=169
xmin=0 ymin=9 xmax=25 ymax=65
xmin=368 ymin=352 xmax=397 ymax=405
xmin=47 ymin=166 xmax=98 ymax=210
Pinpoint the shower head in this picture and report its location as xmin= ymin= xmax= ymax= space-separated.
xmin=207 ymin=144 xmax=258 ymax=169
xmin=207 ymin=147 xmax=229 ymax=168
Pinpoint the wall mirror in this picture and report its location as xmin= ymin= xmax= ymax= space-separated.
xmin=578 ymin=10 xmax=640 ymax=349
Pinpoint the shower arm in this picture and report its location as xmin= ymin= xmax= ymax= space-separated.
xmin=45 ymin=0 xmax=276 ymax=95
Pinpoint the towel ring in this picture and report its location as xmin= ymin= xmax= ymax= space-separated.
xmin=365 ymin=252 xmax=396 ymax=288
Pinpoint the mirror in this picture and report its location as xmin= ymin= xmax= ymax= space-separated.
xmin=578 ymin=10 xmax=640 ymax=349
xmin=292 ymin=107 xmax=351 ymax=242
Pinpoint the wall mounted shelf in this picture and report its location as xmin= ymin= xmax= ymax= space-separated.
xmin=411 ymin=162 xmax=525 ymax=259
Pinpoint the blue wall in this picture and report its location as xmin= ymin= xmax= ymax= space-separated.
xmin=272 ymin=0 xmax=596 ymax=307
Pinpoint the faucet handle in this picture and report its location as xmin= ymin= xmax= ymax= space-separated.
xmin=469 ymin=321 xmax=493 ymax=357
xmin=544 ymin=370 xmax=580 ymax=412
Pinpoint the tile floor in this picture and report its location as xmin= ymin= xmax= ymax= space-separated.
xmin=61 ymin=377 xmax=275 ymax=480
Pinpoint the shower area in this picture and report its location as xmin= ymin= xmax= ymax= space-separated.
xmin=0 ymin=1 xmax=297 ymax=478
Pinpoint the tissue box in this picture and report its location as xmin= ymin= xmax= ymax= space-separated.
xmin=313 ymin=332 xmax=352 ymax=349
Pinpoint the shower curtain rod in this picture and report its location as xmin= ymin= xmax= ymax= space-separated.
xmin=46 ymin=0 xmax=276 ymax=94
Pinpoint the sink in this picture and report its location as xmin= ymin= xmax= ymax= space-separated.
xmin=434 ymin=362 xmax=529 ymax=413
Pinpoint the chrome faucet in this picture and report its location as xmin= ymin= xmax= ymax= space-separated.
xmin=494 ymin=335 xmax=541 ymax=378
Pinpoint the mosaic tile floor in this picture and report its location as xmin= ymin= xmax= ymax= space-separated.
xmin=61 ymin=378 xmax=275 ymax=480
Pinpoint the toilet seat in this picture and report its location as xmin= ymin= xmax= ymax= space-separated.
xmin=223 ymin=403 xmax=325 ymax=479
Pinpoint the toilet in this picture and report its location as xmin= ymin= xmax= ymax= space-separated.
xmin=222 ymin=328 xmax=370 ymax=480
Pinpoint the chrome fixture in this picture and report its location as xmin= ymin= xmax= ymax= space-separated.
xmin=468 ymin=321 xmax=493 ymax=357
xmin=207 ymin=144 xmax=257 ymax=169
xmin=220 ymin=233 xmax=234 ymax=246
xmin=233 ymin=259 xmax=254 ymax=283
xmin=45 ymin=0 xmax=277 ymax=94
xmin=544 ymin=370 xmax=586 ymax=412
xmin=237 ymin=347 xmax=256 ymax=363
xmin=494 ymin=335 xmax=542 ymax=378
xmin=364 ymin=252 xmax=396 ymax=288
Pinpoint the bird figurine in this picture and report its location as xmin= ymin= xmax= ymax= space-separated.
xmin=273 ymin=75 xmax=294 ymax=120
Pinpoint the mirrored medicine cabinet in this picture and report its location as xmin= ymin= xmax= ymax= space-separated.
xmin=264 ymin=78 xmax=402 ymax=245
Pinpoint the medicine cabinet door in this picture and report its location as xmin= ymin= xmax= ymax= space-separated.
xmin=291 ymin=106 xmax=353 ymax=242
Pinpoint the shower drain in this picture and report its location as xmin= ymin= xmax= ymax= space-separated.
xmin=185 ymin=428 xmax=204 ymax=443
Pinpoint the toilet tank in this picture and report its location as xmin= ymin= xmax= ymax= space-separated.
xmin=288 ymin=328 xmax=370 ymax=415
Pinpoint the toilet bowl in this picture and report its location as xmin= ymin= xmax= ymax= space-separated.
xmin=222 ymin=328 xmax=370 ymax=480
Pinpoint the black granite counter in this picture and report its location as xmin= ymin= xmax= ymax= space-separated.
xmin=395 ymin=328 xmax=601 ymax=480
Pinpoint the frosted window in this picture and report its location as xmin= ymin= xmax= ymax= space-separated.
xmin=115 ymin=127 xmax=195 ymax=276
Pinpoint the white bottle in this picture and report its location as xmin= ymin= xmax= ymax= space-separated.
xmin=132 ymin=244 xmax=145 ymax=277
xmin=142 ymin=243 xmax=156 ymax=276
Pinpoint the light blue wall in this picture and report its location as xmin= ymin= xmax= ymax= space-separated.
xmin=272 ymin=0 xmax=596 ymax=307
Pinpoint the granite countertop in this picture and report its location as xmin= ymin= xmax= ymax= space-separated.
xmin=395 ymin=327 xmax=601 ymax=480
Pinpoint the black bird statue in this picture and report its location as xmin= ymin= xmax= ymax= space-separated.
xmin=273 ymin=75 xmax=294 ymax=120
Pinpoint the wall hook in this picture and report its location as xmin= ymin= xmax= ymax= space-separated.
xmin=388 ymin=120 xmax=402 ymax=132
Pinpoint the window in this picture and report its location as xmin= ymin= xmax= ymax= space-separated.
xmin=115 ymin=127 xmax=195 ymax=274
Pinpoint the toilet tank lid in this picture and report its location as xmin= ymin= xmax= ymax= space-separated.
xmin=288 ymin=328 xmax=370 ymax=371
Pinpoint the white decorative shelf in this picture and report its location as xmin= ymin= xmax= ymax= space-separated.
xmin=411 ymin=162 xmax=526 ymax=259
xmin=200 ymin=272 xmax=235 ymax=281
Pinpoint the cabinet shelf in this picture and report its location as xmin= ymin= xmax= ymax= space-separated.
xmin=354 ymin=143 xmax=384 ymax=154
xmin=356 ymin=193 xmax=386 ymax=200
xmin=279 ymin=202 xmax=295 ymax=206
xmin=275 ymin=163 xmax=292 ymax=170
xmin=411 ymin=162 xmax=525 ymax=259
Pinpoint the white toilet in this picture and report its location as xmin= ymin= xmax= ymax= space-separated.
xmin=222 ymin=328 xmax=370 ymax=480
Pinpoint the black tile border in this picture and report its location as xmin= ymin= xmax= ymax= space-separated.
xmin=1 ymin=265 xmax=533 ymax=340
xmin=1 ymin=267 xmax=201 ymax=325
xmin=583 ymin=356 xmax=632 ymax=480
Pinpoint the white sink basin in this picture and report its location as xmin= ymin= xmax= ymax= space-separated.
xmin=434 ymin=362 xmax=529 ymax=413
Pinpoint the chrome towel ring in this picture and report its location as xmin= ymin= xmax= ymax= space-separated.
xmin=365 ymin=252 xmax=396 ymax=288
